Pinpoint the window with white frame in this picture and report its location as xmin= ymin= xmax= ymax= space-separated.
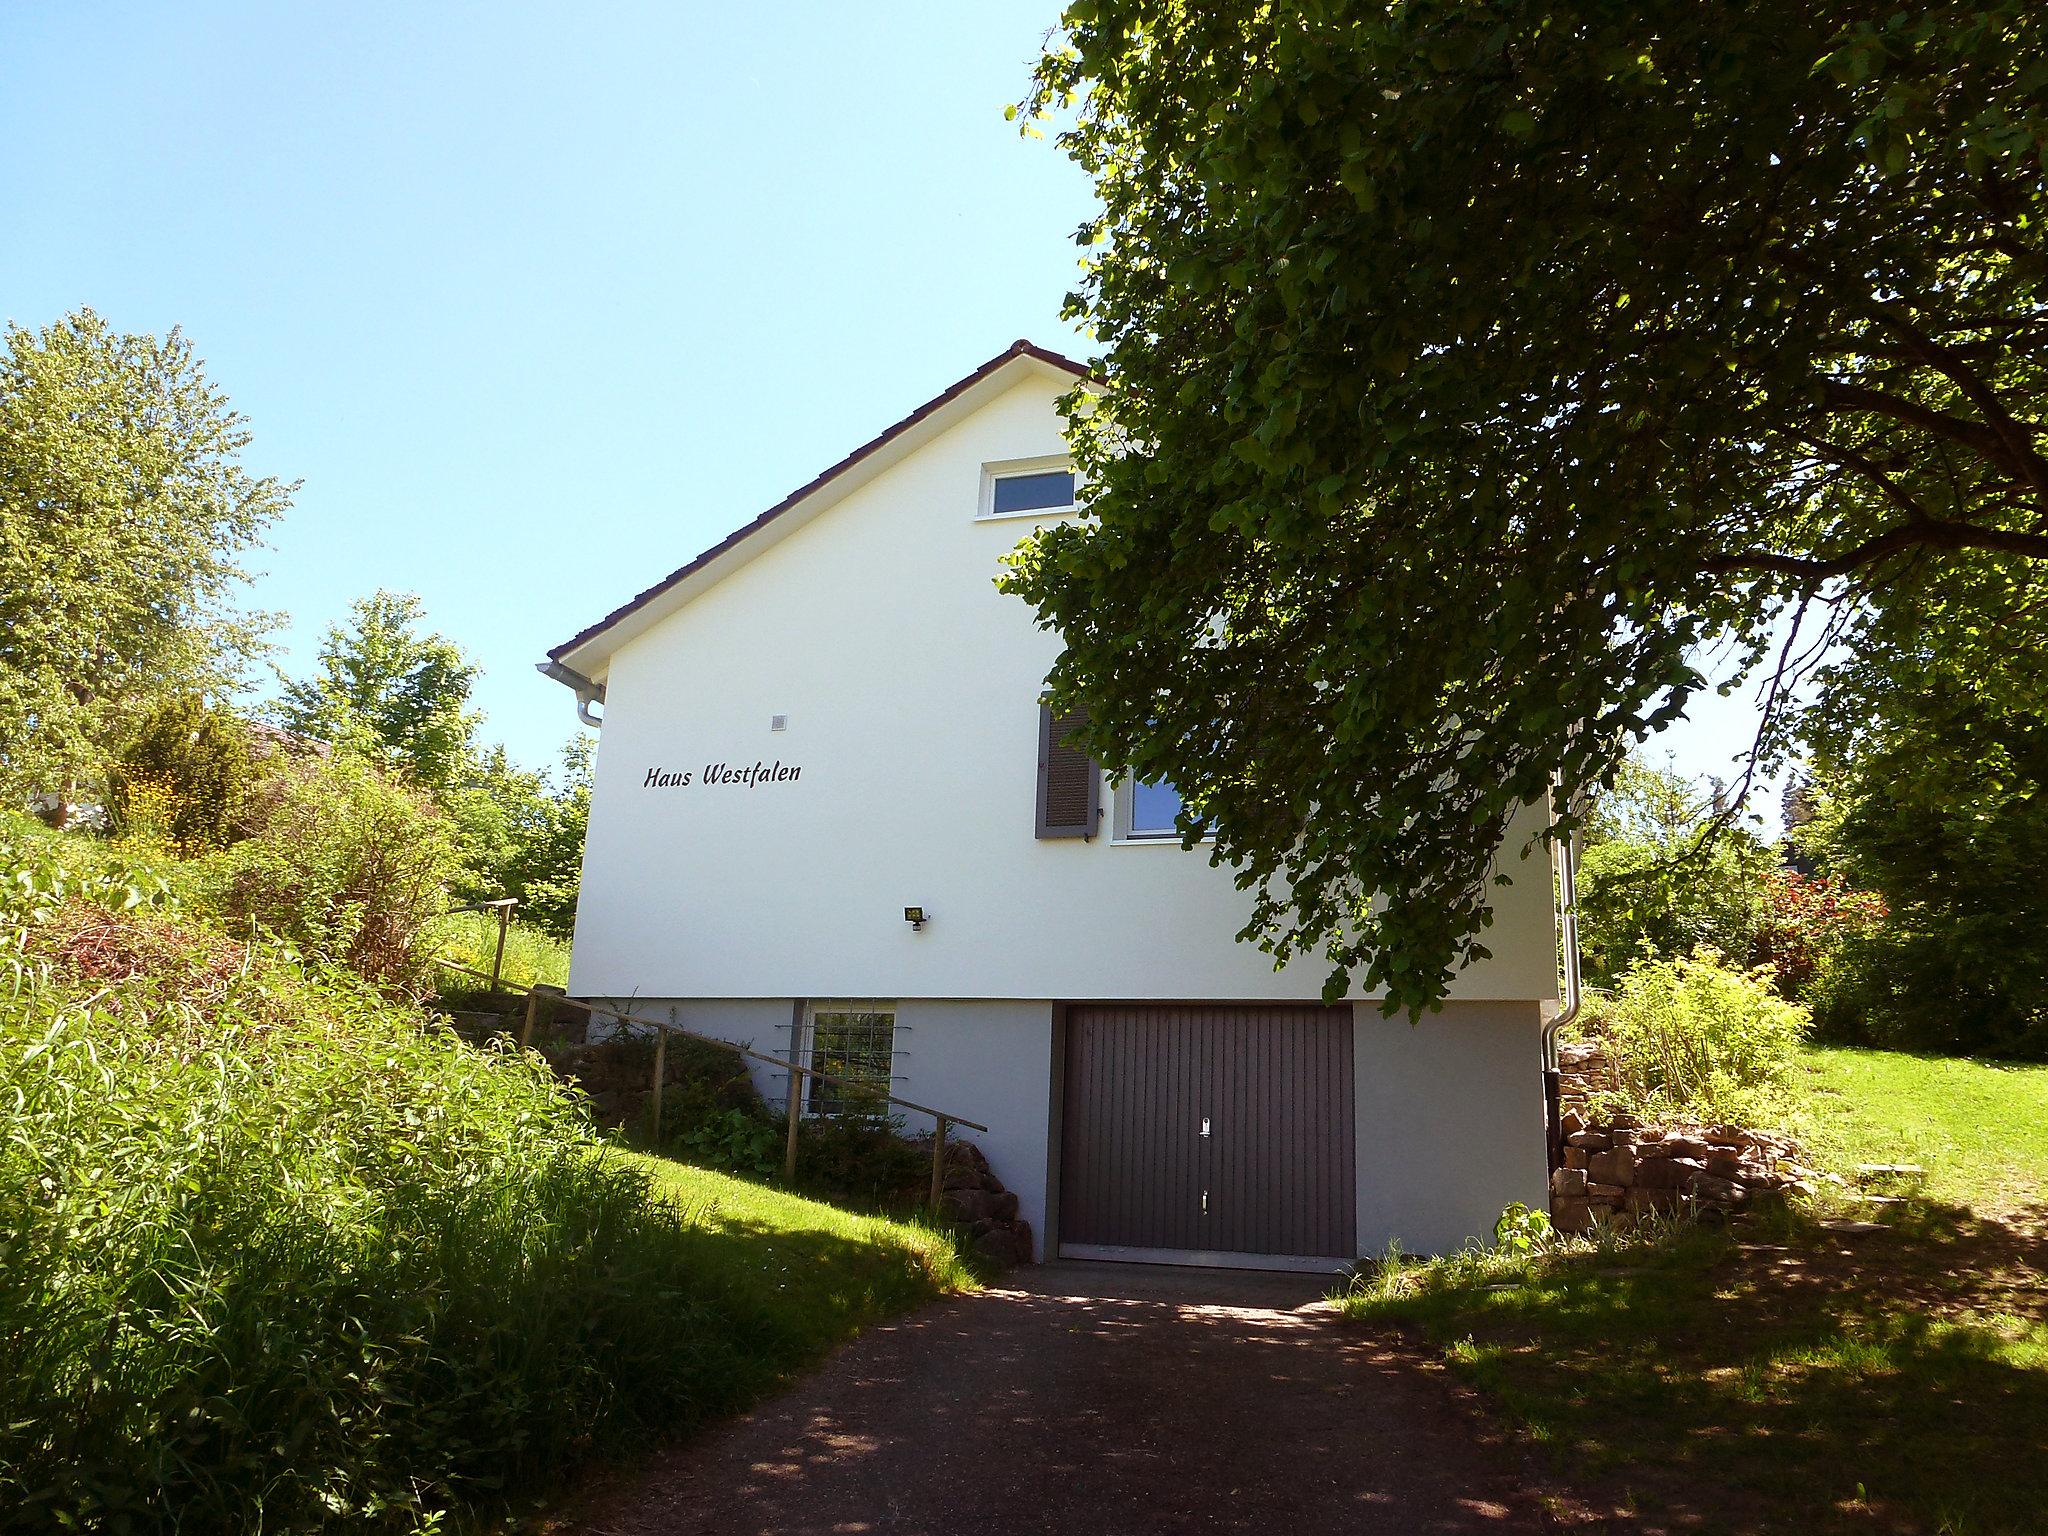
xmin=1114 ymin=772 xmax=1213 ymax=843
xmin=805 ymin=1003 xmax=896 ymax=1117
xmin=1127 ymin=776 xmax=1187 ymax=838
xmin=980 ymin=457 xmax=1077 ymax=519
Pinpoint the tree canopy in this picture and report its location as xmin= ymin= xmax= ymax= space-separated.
xmin=277 ymin=591 xmax=481 ymax=790
xmin=0 ymin=310 xmax=287 ymax=798
xmin=1006 ymin=0 xmax=2048 ymax=1011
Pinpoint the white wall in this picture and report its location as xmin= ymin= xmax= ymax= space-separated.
xmin=892 ymin=1000 xmax=1054 ymax=1256
xmin=1353 ymin=1000 xmax=1551 ymax=1256
xmin=607 ymin=996 xmax=1056 ymax=1258
xmin=568 ymin=371 xmax=1560 ymax=1007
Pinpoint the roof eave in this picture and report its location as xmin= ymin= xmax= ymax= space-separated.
xmin=542 ymin=338 xmax=1092 ymax=684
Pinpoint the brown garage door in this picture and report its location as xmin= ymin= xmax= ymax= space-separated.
xmin=1058 ymin=1004 xmax=1357 ymax=1265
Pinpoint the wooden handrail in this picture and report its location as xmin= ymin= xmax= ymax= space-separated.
xmin=434 ymin=958 xmax=989 ymax=1195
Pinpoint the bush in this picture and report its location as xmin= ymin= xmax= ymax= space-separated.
xmin=0 ymin=814 xmax=182 ymax=922
xmin=1750 ymin=871 xmax=1887 ymax=999
xmin=791 ymin=1112 xmax=934 ymax=1212
xmin=217 ymin=751 xmax=460 ymax=994
xmin=1807 ymin=926 xmax=2048 ymax=1059
xmin=1579 ymin=948 xmax=1810 ymax=1123
xmin=0 ymin=895 xmax=748 ymax=1535
xmin=109 ymin=696 xmax=256 ymax=854
xmin=626 ymin=1040 xmax=926 ymax=1207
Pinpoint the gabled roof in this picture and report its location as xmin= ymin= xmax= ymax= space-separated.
xmin=544 ymin=339 xmax=1092 ymax=682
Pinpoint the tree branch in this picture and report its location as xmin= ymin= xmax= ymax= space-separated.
xmin=1865 ymin=305 xmax=2048 ymax=500
xmin=1786 ymin=429 xmax=1931 ymax=524
xmin=1706 ymin=518 xmax=2048 ymax=579
xmin=1820 ymin=380 xmax=2019 ymax=467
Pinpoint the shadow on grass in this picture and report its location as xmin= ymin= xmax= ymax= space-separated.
xmin=1354 ymin=1202 xmax=2048 ymax=1535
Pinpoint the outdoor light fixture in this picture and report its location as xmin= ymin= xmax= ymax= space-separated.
xmin=903 ymin=906 xmax=929 ymax=931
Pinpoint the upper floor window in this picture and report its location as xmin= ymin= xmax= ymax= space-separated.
xmin=981 ymin=457 xmax=1077 ymax=520
xmin=1127 ymin=777 xmax=1186 ymax=839
xmin=1116 ymin=770 xmax=1213 ymax=844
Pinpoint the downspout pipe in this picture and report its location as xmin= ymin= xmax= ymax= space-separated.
xmin=1541 ymin=801 xmax=1585 ymax=1174
xmin=535 ymin=661 xmax=606 ymax=728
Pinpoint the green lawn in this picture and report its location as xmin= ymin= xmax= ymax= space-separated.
xmin=1341 ymin=1047 xmax=2048 ymax=1536
xmin=627 ymin=1153 xmax=975 ymax=1376
xmin=1794 ymin=1045 xmax=2048 ymax=1214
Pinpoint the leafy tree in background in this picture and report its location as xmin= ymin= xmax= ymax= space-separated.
xmin=1796 ymin=652 xmax=2048 ymax=1056
xmin=276 ymin=591 xmax=480 ymax=790
xmin=0 ymin=310 xmax=287 ymax=803
xmin=1575 ymin=755 xmax=1775 ymax=987
xmin=442 ymin=738 xmax=590 ymax=933
xmin=1008 ymin=1 xmax=2048 ymax=1011
xmin=278 ymin=591 xmax=592 ymax=934
xmin=496 ymin=737 xmax=592 ymax=935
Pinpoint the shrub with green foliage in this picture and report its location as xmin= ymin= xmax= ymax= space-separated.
xmin=0 ymin=856 xmax=967 ymax=1535
xmin=1579 ymin=949 xmax=1810 ymax=1124
xmin=217 ymin=751 xmax=460 ymax=995
xmin=613 ymin=1033 xmax=930 ymax=1210
xmin=110 ymin=695 xmax=256 ymax=853
xmin=0 ymin=910 xmax=682 ymax=1531
xmin=0 ymin=812 xmax=184 ymax=919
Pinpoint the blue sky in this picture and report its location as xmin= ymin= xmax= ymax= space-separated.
xmin=2 ymin=1 xmax=1771 ymax=802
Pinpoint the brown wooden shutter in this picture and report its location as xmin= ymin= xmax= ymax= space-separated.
xmin=1036 ymin=700 xmax=1100 ymax=839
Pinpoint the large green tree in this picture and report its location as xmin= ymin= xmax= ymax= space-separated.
xmin=1796 ymin=596 xmax=2048 ymax=1054
xmin=277 ymin=591 xmax=481 ymax=790
xmin=1006 ymin=0 xmax=2048 ymax=1011
xmin=0 ymin=310 xmax=287 ymax=801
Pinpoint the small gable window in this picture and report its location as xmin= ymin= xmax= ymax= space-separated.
xmin=981 ymin=460 xmax=1078 ymax=519
xmin=993 ymin=469 xmax=1076 ymax=515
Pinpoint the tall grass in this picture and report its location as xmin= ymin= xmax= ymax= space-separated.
xmin=431 ymin=908 xmax=573 ymax=993
xmin=0 ymin=917 xmax=696 ymax=1531
xmin=0 ymin=882 xmax=960 ymax=1533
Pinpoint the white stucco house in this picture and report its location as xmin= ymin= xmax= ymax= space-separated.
xmin=541 ymin=339 xmax=1561 ymax=1269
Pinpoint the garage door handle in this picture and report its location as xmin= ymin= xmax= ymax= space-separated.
xmin=1200 ymin=1117 xmax=1210 ymax=1137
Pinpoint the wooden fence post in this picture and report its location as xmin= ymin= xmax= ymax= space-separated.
xmin=518 ymin=989 xmax=540 ymax=1050
xmin=929 ymin=1115 xmax=949 ymax=1214
xmin=488 ymin=901 xmax=512 ymax=997
xmin=650 ymin=1025 xmax=667 ymax=1145
xmin=782 ymin=1065 xmax=803 ymax=1182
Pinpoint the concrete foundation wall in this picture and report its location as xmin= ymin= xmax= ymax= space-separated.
xmin=606 ymin=995 xmax=1544 ymax=1264
xmin=1352 ymin=1001 xmax=1551 ymax=1257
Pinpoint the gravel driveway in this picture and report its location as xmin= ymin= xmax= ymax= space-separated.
xmin=568 ymin=1261 xmax=1590 ymax=1535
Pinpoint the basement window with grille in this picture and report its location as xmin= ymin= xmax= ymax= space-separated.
xmin=805 ymin=1003 xmax=896 ymax=1117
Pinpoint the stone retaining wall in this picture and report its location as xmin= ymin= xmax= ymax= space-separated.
xmin=1550 ymin=1040 xmax=1833 ymax=1233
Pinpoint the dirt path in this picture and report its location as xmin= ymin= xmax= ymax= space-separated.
xmin=568 ymin=1261 xmax=1608 ymax=1536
